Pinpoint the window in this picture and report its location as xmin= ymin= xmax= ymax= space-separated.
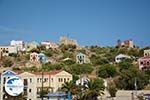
xmin=30 ymin=78 xmax=32 ymax=83
xmin=3 ymin=77 xmax=6 ymax=84
xmin=64 ymin=78 xmax=66 ymax=82
xmin=140 ymin=61 xmax=143 ymax=65
xmin=24 ymin=79 xmax=28 ymax=85
xmin=58 ymin=78 xmax=61 ymax=82
xmin=147 ymin=61 xmax=150 ymax=65
xmin=145 ymin=53 xmax=147 ymax=56
xmin=61 ymin=78 xmax=63 ymax=82
xmin=24 ymin=88 xmax=27 ymax=92
xmin=44 ymin=78 xmax=47 ymax=82
xmin=29 ymin=89 xmax=32 ymax=93
xmin=37 ymin=78 xmax=40 ymax=83
xmin=67 ymin=78 xmax=69 ymax=81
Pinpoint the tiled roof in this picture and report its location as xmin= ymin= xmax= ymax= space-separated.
xmin=13 ymin=70 xmax=63 ymax=75
xmin=32 ymin=70 xmax=62 ymax=75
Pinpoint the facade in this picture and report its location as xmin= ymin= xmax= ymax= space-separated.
xmin=30 ymin=52 xmax=48 ymax=63
xmin=41 ymin=41 xmax=58 ymax=49
xmin=34 ymin=70 xmax=72 ymax=92
xmin=76 ymin=52 xmax=90 ymax=64
xmin=19 ymin=72 xmax=37 ymax=100
xmin=138 ymin=56 xmax=150 ymax=70
xmin=117 ymin=39 xmax=134 ymax=48
xmin=0 ymin=70 xmax=72 ymax=100
xmin=38 ymin=53 xmax=48 ymax=63
xmin=60 ymin=36 xmax=78 ymax=46
xmin=115 ymin=54 xmax=131 ymax=63
xmin=144 ymin=49 xmax=150 ymax=57
xmin=76 ymin=76 xmax=89 ymax=86
xmin=30 ymin=52 xmax=39 ymax=62
xmin=10 ymin=40 xmax=25 ymax=51
xmin=0 ymin=46 xmax=17 ymax=56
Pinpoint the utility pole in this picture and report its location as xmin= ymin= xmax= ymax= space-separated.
xmin=41 ymin=62 xmax=44 ymax=100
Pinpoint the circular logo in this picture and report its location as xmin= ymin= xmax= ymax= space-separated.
xmin=5 ymin=76 xmax=24 ymax=96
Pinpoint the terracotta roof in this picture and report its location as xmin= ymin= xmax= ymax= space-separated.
xmin=31 ymin=70 xmax=62 ymax=75
xmin=13 ymin=70 xmax=24 ymax=74
xmin=13 ymin=70 xmax=63 ymax=75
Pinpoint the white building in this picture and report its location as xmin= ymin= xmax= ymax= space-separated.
xmin=10 ymin=40 xmax=25 ymax=51
xmin=144 ymin=49 xmax=150 ymax=57
xmin=76 ymin=52 xmax=90 ymax=64
xmin=115 ymin=54 xmax=131 ymax=63
xmin=30 ymin=52 xmax=39 ymax=62
xmin=76 ymin=76 xmax=89 ymax=86
xmin=0 ymin=46 xmax=17 ymax=56
xmin=41 ymin=41 xmax=58 ymax=49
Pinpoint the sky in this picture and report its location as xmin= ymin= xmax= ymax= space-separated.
xmin=0 ymin=0 xmax=149 ymax=47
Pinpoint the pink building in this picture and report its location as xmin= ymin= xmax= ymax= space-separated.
xmin=138 ymin=56 xmax=150 ymax=70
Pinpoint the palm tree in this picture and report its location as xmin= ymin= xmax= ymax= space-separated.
xmin=81 ymin=78 xmax=105 ymax=100
xmin=60 ymin=81 xmax=78 ymax=95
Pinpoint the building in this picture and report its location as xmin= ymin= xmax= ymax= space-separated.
xmin=33 ymin=70 xmax=72 ymax=93
xmin=138 ymin=56 xmax=150 ymax=70
xmin=10 ymin=40 xmax=25 ymax=51
xmin=76 ymin=76 xmax=89 ymax=86
xmin=115 ymin=54 xmax=131 ymax=63
xmin=41 ymin=41 xmax=58 ymax=49
xmin=30 ymin=52 xmax=48 ymax=63
xmin=38 ymin=53 xmax=48 ymax=63
xmin=117 ymin=39 xmax=134 ymax=48
xmin=30 ymin=52 xmax=39 ymax=62
xmin=0 ymin=46 xmax=17 ymax=56
xmin=76 ymin=52 xmax=90 ymax=64
xmin=144 ymin=49 xmax=150 ymax=57
xmin=0 ymin=70 xmax=72 ymax=100
xmin=60 ymin=36 xmax=78 ymax=46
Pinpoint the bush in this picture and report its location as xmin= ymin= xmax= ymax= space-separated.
xmin=115 ymin=67 xmax=149 ymax=90
xmin=107 ymin=82 xmax=117 ymax=97
xmin=98 ymin=64 xmax=117 ymax=78
xmin=69 ymin=64 xmax=93 ymax=75
xmin=2 ymin=57 xmax=13 ymax=67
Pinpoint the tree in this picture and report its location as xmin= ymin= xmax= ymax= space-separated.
xmin=115 ymin=67 xmax=149 ymax=90
xmin=107 ymin=81 xmax=117 ymax=99
xmin=63 ymin=59 xmax=76 ymax=65
xmin=81 ymin=78 xmax=105 ymax=100
xmin=41 ymin=63 xmax=64 ymax=71
xmin=90 ymin=55 xmax=109 ymax=66
xmin=118 ymin=60 xmax=133 ymax=71
xmin=98 ymin=64 xmax=117 ymax=78
xmin=60 ymin=81 xmax=78 ymax=95
xmin=69 ymin=64 xmax=93 ymax=75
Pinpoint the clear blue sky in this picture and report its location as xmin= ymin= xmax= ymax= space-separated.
xmin=0 ymin=0 xmax=149 ymax=47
